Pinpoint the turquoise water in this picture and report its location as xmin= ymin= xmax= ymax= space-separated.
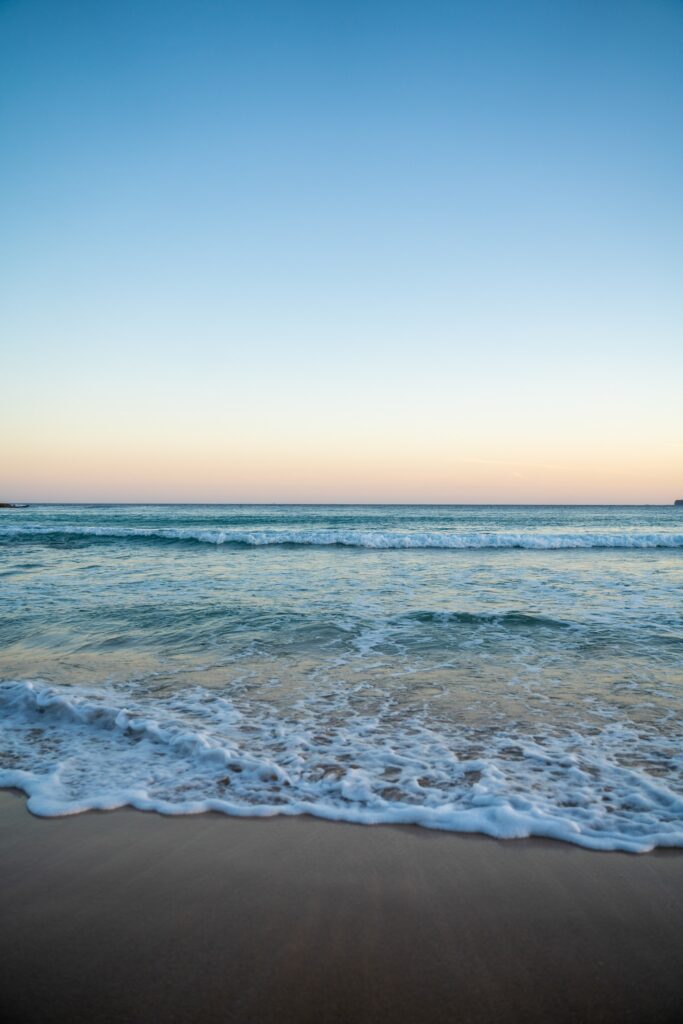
xmin=1 ymin=504 xmax=682 ymax=850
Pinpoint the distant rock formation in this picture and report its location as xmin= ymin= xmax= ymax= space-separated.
xmin=0 ymin=502 xmax=28 ymax=508
xmin=676 ymin=499 xmax=683 ymax=506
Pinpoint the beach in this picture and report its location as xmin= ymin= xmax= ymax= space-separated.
xmin=2 ymin=504 xmax=683 ymax=1021
xmin=1 ymin=791 xmax=682 ymax=1024
xmin=4 ymin=0 xmax=683 ymax=1017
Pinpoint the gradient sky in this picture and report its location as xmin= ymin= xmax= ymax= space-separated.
xmin=1 ymin=0 xmax=682 ymax=502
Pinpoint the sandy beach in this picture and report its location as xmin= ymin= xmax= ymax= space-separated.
xmin=1 ymin=792 xmax=682 ymax=1024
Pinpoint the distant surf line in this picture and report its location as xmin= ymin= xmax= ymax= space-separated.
xmin=1 ymin=525 xmax=683 ymax=550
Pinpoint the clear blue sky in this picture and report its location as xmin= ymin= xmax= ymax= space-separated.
xmin=2 ymin=0 xmax=682 ymax=501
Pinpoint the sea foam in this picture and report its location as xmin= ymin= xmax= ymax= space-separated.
xmin=2 ymin=679 xmax=682 ymax=853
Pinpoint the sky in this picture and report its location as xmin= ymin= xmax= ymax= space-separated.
xmin=1 ymin=0 xmax=682 ymax=503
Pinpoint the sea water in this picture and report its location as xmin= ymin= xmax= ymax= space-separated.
xmin=1 ymin=504 xmax=682 ymax=851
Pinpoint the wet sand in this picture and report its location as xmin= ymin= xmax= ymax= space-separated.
xmin=1 ymin=791 xmax=682 ymax=1023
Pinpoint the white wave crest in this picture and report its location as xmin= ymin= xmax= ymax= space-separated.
xmin=2 ymin=525 xmax=683 ymax=549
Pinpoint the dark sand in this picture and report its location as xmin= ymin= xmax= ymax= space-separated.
xmin=1 ymin=792 xmax=682 ymax=1024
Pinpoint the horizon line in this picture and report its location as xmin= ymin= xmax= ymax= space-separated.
xmin=5 ymin=501 xmax=681 ymax=508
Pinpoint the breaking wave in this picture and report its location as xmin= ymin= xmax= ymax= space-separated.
xmin=2 ymin=525 xmax=683 ymax=550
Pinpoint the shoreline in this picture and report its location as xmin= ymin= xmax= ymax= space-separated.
xmin=2 ymin=791 xmax=682 ymax=1023
xmin=3 ymin=783 xmax=682 ymax=855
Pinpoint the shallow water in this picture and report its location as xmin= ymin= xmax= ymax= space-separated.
xmin=1 ymin=504 xmax=682 ymax=851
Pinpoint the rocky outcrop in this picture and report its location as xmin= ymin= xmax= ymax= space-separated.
xmin=675 ymin=499 xmax=683 ymax=506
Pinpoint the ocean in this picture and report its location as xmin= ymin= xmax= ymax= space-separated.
xmin=1 ymin=503 xmax=682 ymax=852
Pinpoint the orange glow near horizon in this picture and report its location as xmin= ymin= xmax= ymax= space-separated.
xmin=3 ymin=419 xmax=681 ymax=504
